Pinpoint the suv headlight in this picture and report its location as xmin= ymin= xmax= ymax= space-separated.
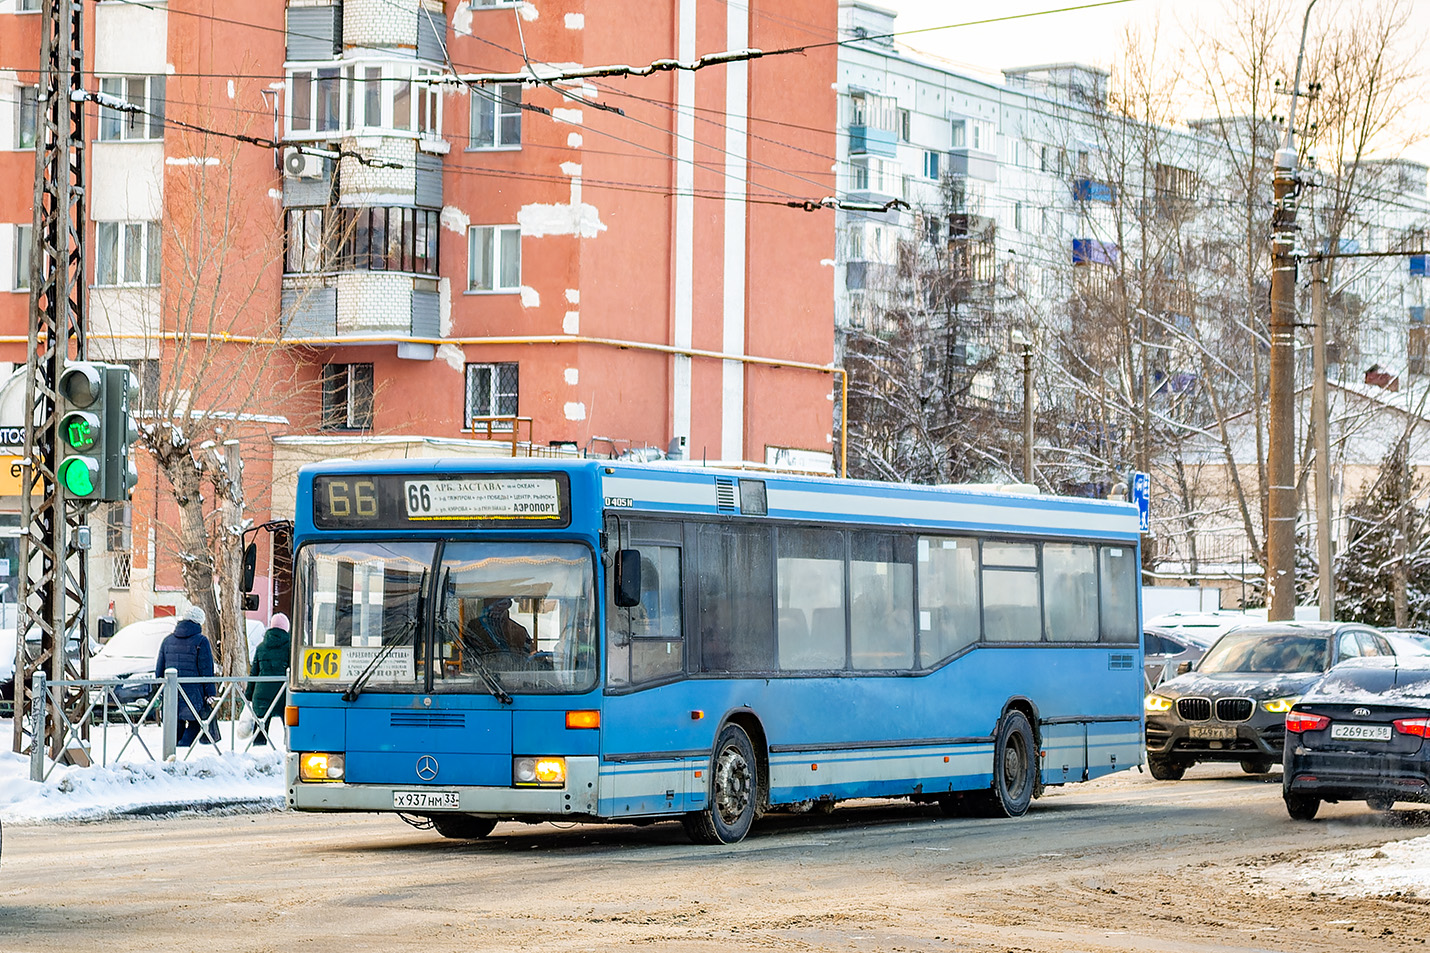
xmin=1262 ymin=696 xmax=1299 ymax=714
xmin=1144 ymin=694 xmax=1174 ymax=713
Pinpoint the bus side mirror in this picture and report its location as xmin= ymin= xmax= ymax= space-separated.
xmin=242 ymin=542 xmax=258 ymax=593
xmin=614 ymin=549 xmax=642 ymax=607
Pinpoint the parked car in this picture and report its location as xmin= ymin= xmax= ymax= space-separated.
xmin=1382 ymin=628 xmax=1430 ymax=655
xmin=0 ymin=627 xmax=15 ymax=712
xmin=1283 ymin=656 xmax=1430 ymax=820
xmin=1142 ymin=625 xmax=1212 ymax=689
xmin=1144 ymin=611 xmax=1254 ymax=643
xmin=90 ymin=617 xmax=267 ymax=710
xmin=1143 ymin=622 xmax=1400 ymax=780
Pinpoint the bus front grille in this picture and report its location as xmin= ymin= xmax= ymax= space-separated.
xmin=390 ymin=712 xmax=466 ymax=729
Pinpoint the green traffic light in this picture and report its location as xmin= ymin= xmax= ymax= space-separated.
xmin=59 ymin=457 xmax=98 ymax=497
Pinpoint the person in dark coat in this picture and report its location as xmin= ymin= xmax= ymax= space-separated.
xmin=246 ymin=613 xmax=291 ymax=746
xmin=154 ymin=607 xmax=217 ymax=746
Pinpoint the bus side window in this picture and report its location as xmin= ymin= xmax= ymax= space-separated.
xmin=850 ymin=532 xmax=914 ymax=669
xmin=982 ymin=540 xmax=1040 ymax=642
xmin=1043 ymin=543 xmax=1097 ymax=642
xmin=628 ymin=546 xmax=683 ymax=683
xmin=1098 ymin=546 xmax=1137 ymax=642
xmin=917 ymin=537 xmax=978 ymax=666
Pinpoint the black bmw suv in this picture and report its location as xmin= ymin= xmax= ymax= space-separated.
xmin=1143 ymin=622 xmax=1397 ymax=780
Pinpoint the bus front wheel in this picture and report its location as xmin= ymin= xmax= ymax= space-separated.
xmin=975 ymin=710 xmax=1036 ymax=818
xmin=683 ymin=723 xmax=758 ymax=845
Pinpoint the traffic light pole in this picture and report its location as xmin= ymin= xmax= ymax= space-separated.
xmin=15 ymin=0 xmax=90 ymax=759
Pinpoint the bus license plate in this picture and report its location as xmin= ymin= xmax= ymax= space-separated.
xmin=393 ymin=790 xmax=461 ymax=810
xmin=1331 ymin=723 xmax=1392 ymax=742
xmin=1188 ymin=725 xmax=1236 ymax=740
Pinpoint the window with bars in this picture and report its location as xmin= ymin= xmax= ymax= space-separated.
xmin=321 ymin=363 xmax=375 ymax=430
xmin=470 ymin=84 xmax=522 ymax=149
xmin=464 ymin=362 xmax=519 ymax=427
xmin=468 ymin=225 xmax=521 ymax=291
xmin=15 ymin=85 xmax=36 ymax=148
xmin=97 ymin=75 xmax=165 ymax=141
xmin=95 ymin=221 xmax=161 ymax=286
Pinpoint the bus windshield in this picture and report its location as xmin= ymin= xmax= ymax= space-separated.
xmin=295 ymin=541 xmax=597 ymax=694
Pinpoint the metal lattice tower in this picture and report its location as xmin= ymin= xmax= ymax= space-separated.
xmin=13 ymin=0 xmax=89 ymax=757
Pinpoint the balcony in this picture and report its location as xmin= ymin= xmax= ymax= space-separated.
xmin=848 ymin=124 xmax=898 ymax=157
xmin=281 ymin=273 xmax=441 ymax=354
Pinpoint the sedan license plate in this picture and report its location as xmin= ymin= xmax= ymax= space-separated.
xmin=393 ymin=790 xmax=461 ymax=810
xmin=1330 ymin=723 xmax=1393 ymax=742
xmin=1188 ymin=725 xmax=1236 ymax=740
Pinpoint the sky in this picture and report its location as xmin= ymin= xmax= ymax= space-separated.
xmin=881 ymin=0 xmax=1430 ymax=160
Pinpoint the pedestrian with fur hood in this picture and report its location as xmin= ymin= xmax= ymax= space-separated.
xmin=154 ymin=607 xmax=218 ymax=746
xmin=247 ymin=613 xmax=291 ymax=745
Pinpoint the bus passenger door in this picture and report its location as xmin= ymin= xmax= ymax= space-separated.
xmin=604 ymin=518 xmax=698 ymax=814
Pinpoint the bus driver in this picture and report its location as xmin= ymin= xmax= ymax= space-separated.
xmin=479 ymin=597 xmax=534 ymax=655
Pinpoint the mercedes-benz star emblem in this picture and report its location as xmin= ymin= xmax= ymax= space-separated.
xmin=1353 ymin=707 xmax=1372 ymax=717
xmin=416 ymin=755 xmax=439 ymax=781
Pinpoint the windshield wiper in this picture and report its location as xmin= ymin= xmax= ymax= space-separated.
xmin=343 ymin=570 xmax=426 ymax=702
xmin=342 ymin=617 xmax=417 ymax=702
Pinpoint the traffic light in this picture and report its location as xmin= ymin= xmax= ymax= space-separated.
xmin=101 ymin=364 xmax=139 ymax=502
xmin=57 ymin=361 xmax=105 ymax=499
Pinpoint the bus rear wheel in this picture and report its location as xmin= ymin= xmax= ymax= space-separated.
xmin=683 ymin=723 xmax=758 ymax=845
xmin=430 ymin=814 xmax=498 ymax=840
xmin=974 ymin=710 xmax=1036 ymax=818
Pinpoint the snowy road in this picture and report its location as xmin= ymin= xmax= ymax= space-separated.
xmin=3 ymin=764 xmax=1430 ymax=953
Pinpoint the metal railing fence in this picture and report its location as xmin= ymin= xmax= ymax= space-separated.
xmin=22 ymin=669 xmax=288 ymax=782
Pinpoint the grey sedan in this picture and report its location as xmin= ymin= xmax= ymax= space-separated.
xmin=1143 ymin=622 xmax=1397 ymax=780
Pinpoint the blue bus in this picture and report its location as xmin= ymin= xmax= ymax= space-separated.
xmin=285 ymin=459 xmax=1143 ymax=843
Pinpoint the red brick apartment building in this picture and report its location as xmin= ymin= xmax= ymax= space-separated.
xmin=0 ymin=0 xmax=837 ymax=621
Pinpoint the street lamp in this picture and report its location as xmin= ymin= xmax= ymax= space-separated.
xmin=1010 ymin=329 xmax=1034 ymax=484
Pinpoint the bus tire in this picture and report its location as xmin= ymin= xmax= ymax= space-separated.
xmin=429 ymin=814 xmax=498 ymax=840
xmin=683 ymin=723 xmax=758 ymax=845
xmin=975 ymin=710 xmax=1036 ymax=818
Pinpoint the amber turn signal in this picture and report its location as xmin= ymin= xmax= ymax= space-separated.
xmin=285 ymin=705 xmax=300 ymax=726
xmin=565 ymin=710 xmax=600 ymax=729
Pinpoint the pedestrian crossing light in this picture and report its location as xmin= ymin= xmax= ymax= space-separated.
xmin=58 ymin=361 xmax=105 ymax=499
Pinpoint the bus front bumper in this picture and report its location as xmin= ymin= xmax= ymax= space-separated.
xmin=285 ymin=754 xmax=600 ymax=817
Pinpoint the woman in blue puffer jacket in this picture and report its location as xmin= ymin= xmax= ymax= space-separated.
xmin=154 ymin=607 xmax=217 ymax=746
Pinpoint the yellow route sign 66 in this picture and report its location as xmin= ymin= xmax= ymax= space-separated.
xmin=303 ymin=648 xmax=342 ymax=679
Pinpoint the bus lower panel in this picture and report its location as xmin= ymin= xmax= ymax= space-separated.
xmin=767 ymin=743 xmax=995 ymax=804
xmin=286 ymin=754 xmax=599 ymax=816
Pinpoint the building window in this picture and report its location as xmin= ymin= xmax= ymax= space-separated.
xmin=94 ymin=221 xmax=160 ymax=286
xmin=849 ymin=156 xmax=902 ymax=197
xmin=12 ymin=224 xmax=30 ymax=291
xmin=923 ymin=150 xmax=941 ymax=179
xmin=106 ymin=503 xmax=132 ymax=553
xmin=464 ymin=362 xmax=518 ymax=425
xmin=15 ymin=85 xmax=37 ymax=148
xmin=97 ymin=75 xmax=165 ymax=141
xmin=951 ymin=118 xmax=993 ymax=152
xmin=16 ymin=0 xmax=40 ymax=11
xmin=284 ymin=208 xmax=333 ymax=274
xmin=468 ymin=225 xmax=520 ymax=291
xmin=320 ymin=363 xmax=374 ymax=431
xmin=898 ymin=108 xmax=911 ymax=142
xmin=470 ymin=84 xmax=522 ymax=149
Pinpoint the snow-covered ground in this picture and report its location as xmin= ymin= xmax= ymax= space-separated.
xmin=1255 ymin=833 xmax=1430 ymax=897
xmin=0 ymin=715 xmax=285 ymax=824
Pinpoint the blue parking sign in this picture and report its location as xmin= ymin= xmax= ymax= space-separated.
xmin=1131 ymin=471 xmax=1150 ymax=533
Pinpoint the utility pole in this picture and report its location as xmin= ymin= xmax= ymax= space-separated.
xmin=15 ymin=0 xmax=90 ymax=757
xmin=1266 ymin=0 xmax=1318 ymax=622
xmin=1310 ymin=258 xmax=1333 ymax=620
xmin=1011 ymin=330 xmax=1034 ymax=483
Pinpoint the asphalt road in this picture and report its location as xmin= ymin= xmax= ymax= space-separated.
xmin=3 ymin=764 xmax=1429 ymax=953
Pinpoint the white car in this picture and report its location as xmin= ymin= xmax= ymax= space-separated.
xmin=91 ymin=617 xmax=266 ymax=707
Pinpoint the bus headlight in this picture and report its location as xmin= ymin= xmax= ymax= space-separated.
xmin=1144 ymin=694 xmax=1173 ymax=713
xmin=513 ymin=756 xmax=565 ymax=787
xmin=299 ymin=752 xmax=345 ymax=781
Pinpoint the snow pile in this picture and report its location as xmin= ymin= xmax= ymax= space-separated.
xmin=1257 ymin=834 xmax=1430 ymax=897
xmin=0 ymin=746 xmax=285 ymax=824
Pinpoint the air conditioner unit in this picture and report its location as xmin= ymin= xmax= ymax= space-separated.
xmin=283 ymin=147 xmax=322 ymax=179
